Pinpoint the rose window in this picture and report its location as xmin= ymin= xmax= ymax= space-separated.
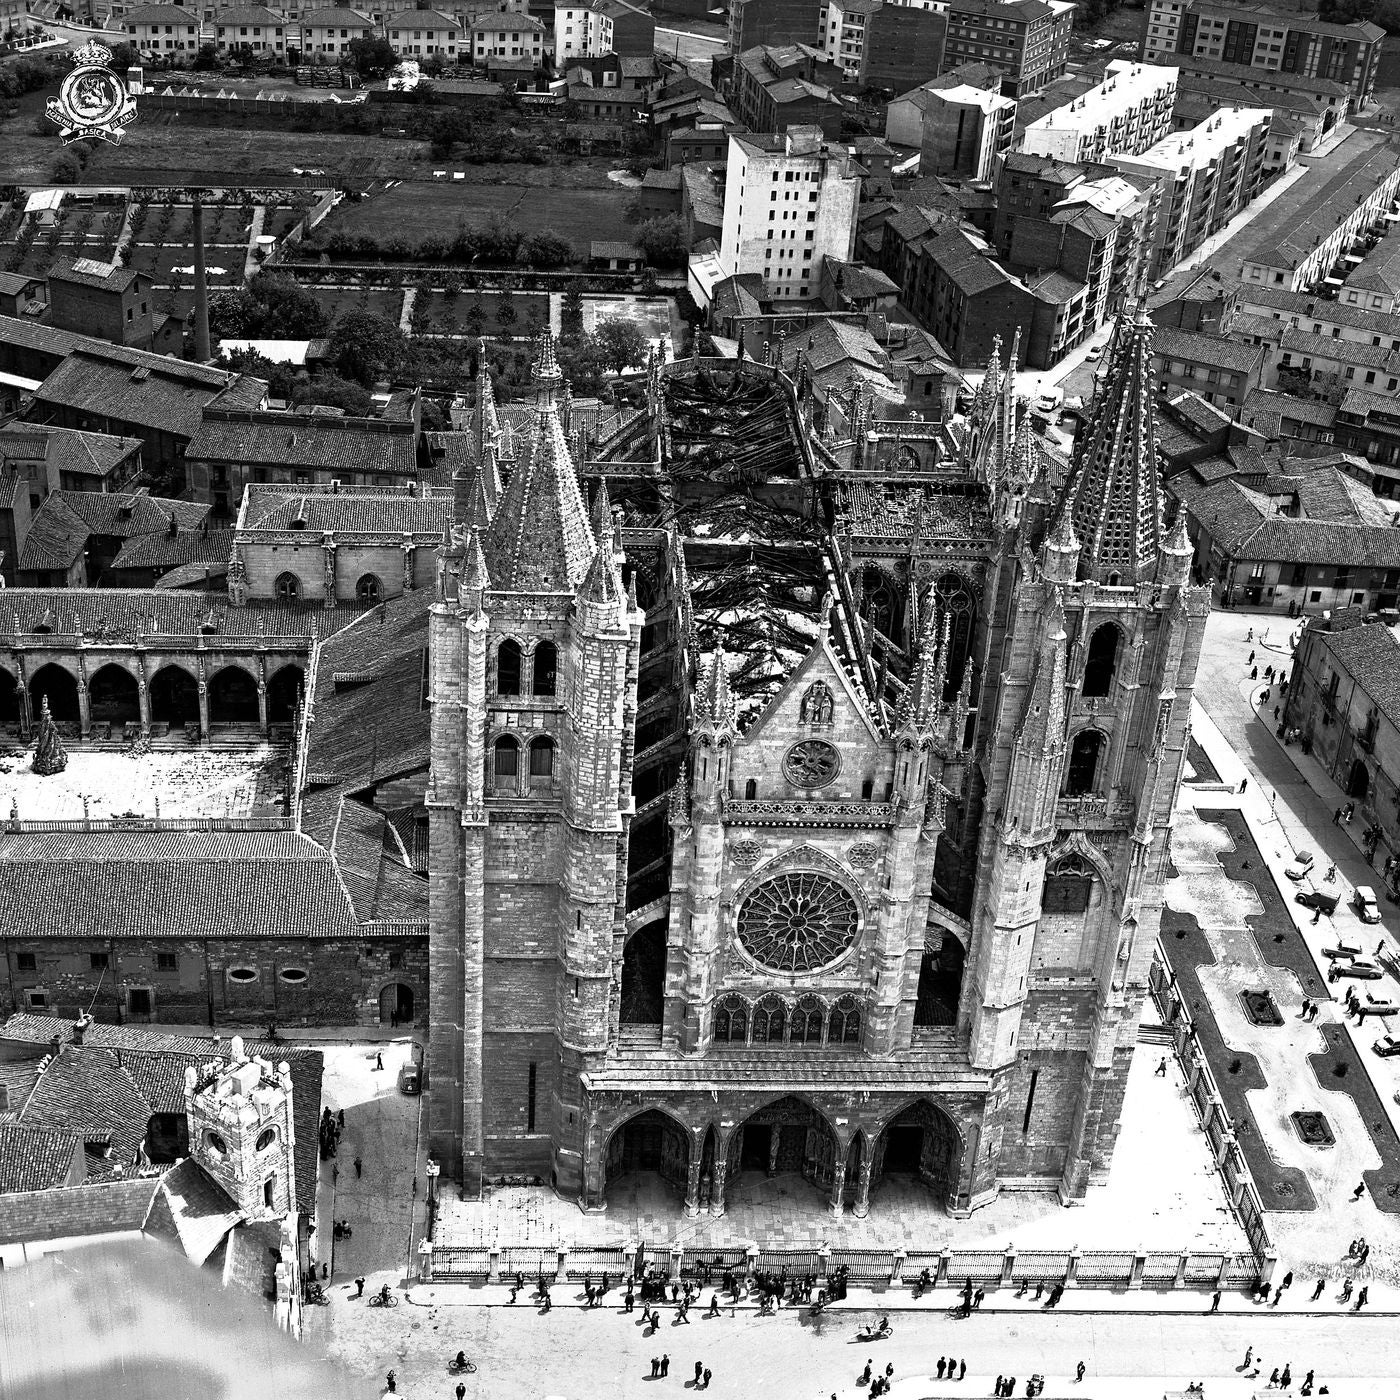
xmin=736 ymin=872 xmax=859 ymax=972
xmin=783 ymin=739 xmax=841 ymax=788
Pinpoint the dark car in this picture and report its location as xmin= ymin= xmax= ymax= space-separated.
xmin=1296 ymin=888 xmax=1339 ymax=915
xmin=397 ymin=1061 xmax=422 ymax=1095
xmin=1330 ymin=957 xmax=1385 ymax=981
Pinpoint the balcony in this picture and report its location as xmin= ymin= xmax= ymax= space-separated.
xmin=721 ymin=796 xmax=897 ymax=827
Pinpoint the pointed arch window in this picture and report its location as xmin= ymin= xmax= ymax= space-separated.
xmin=356 ymin=574 xmax=382 ymax=604
xmin=713 ymin=995 xmax=748 ymax=1044
xmin=828 ymin=996 xmax=861 ymax=1044
xmin=533 ymin=641 xmax=557 ymax=697
xmin=1043 ymin=853 xmax=1095 ymax=913
xmin=497 ymin=640 xmax=522 ymax=695
xmin=275 ymin=572 xmax=299 ymax=601
xmin=1081 ymin=623 xmax=1120 ymax=697
xmin=750 ymin=995 xmax=787 ymax=1045
xmin=790 ymin=995 xmax=825 ymax=1045
xmin=1065 ymin=730 xmax=1106 ymax=797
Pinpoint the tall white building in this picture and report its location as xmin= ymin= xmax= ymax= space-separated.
xmin=720 ymin=128 xmax=861 ymax=301
xmin=1020 ymin=60 xmax=1178 ymax=165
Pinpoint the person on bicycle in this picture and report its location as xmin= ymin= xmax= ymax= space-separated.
xmin=454 ymin=1352 xmax=469 ymax=1371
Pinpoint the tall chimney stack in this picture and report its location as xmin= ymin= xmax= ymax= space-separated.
xmin=192 ymin=197 xmax=212 ymax=363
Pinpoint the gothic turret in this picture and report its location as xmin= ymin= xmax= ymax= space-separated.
xmin=475 ymin=356 xmax=500 ymax=455
xmin=1040 ymin=509 xmax=1081 ymax=585
xmin=1057 ymin=304 xmax=1163 ymax=584
xmin=1003 ymin=597 xmax=1068 ymax=841
xmin=484 ymin=332 xmax=595 ymax=592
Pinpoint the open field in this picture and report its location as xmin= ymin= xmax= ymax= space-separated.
xmin=321 ymin=178 xmax=638 ymax=247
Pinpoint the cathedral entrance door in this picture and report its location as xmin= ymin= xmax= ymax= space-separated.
xmin=873 ymin=1100 xmax=962 ymax=1210
xmin=740 ymin=1124 xmax=771 ymax=1172
xmin=605 ymin=1109 xmax=690 ymax=1199
xmin=379 ymin=983 xmax=414 ymax=1024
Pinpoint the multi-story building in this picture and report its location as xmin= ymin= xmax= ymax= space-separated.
xmin=298 ymin=6 xmax=374 ymax=55
xmin=123 ymin=4 xmax=203 ymax=55
xmin=1141 ymin=0 xmax=1383 ymax=107
xmin=45 ymin=258 xmax=158 ymax=353
xmin=211 ymin=5 xmax=287 ymax=53
xmin=819 ymin=0 xmax=948 ymax=93
xmin=728 ymin=0 xmax=824 ymax=55
xmin=470 ymin=12 xmax=545 ymax=64
xmin=720 ymin=128 xmax=860 ymax=301
xmin=1020 ymin=60 xmax=1177 ymax=164
xmin=940 ymin=0 xmax=1074 ymax=100
xmin=1110 ymin=106 xmax=1269 ymax=281
xmin=728 ymin=43 xmax=846 ymax=137
xmin=1236 ymin=133 xmax=1400 ymax=293
xmin=1150 ymin=324 xmax=1267 ymax=409
xmin=1171 ymin=72 xmax=1324 ymax=171
xmin=385 ymin=7 xmax=463 ymax=57
xmin=888 ymin=81 xmax=1016 ymax=181
xmin=553 ymin=0 xmax=652 ymax=61
xmin=425 ymin=312 xmax=1208 ymax=1229
xmin=1339 ymin=226 xmax=1400 ymax=316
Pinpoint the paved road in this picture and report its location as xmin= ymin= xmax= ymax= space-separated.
xmin=305 ymin=1292 xmax=1400 ymax=1399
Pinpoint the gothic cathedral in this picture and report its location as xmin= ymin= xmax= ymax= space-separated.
xmin=427 ymin=308 xmax=1208 ymax=1218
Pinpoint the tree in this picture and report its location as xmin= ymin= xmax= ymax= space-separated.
xmin=634 ymin=214 xmax=688 ymax=269
xmin=464 ymin=297 xmax=485 ymax=336
xmin=518 ymin=229 xmax=576 ymax=269
xmin=428 ymin=108 xmax=474 ymax=158
xmin=208 ymin=271 xmax=327 ymax=340
xmin=327 ymin=310 xmax=409 ymax=385
xmin=556 ymin=333 xmax=608 ymax=397
xmin=495 ymin=286 xmax=517 ymax=332
xmin=347 ymin=35 xmax=398 ymax=79
xmin=561 ymin=284 xmax=585 ymax=337
xmin=295 ymin=373 xmax=373 ymax=415
xmin=594 ymin=316 xmax=649 ymax=375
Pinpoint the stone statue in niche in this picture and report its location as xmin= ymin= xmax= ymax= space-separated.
xmin=800 ymin=680 xmax=835 ymax=725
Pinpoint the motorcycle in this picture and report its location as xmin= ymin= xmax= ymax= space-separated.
xmin=857 ymin=1321 xmax=892 ymax=1342
xmin=448 ymin=1355 xmax=477 ymax=1375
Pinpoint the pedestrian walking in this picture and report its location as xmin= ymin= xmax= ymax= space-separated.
xmin=1076 ymin=1362 xmax=1086 ymax=1382
xmin=996 ymin=1377 xmax=1005 ymax=1396
xmin=1355 ymin=1286 xmax=1369 ymax=1310
xmin=353 ymin=1156 xmax=362 ymax=1179
xmin=1155 ymin=1057 xmax=1168 ymax=1076
xmin=1243 ymin=1347 xmax=1254 ymax=1369
xmin=386 ymin=1371 xmax=396 ymax=1394
xmin=707 ymin=1292 xmax=720 ymax=1317
xmin=1359 ymin=1242 xmax=1370 ymax=1265
xmin=960 ymin=1360 xmax=967 ymax=1381
xmin=1282 ymin=1366 xmax=1292 ymax=1389
xmin=1270 ymin=1286 xmax=1282 ymax=1306
xmin=455 ymin=1384 xmax=465 ymax=1400
xmin=1340 ymin=1279 xmax=1353 ymax=1303
xmin=938 ymin=1359 xmax=947 ymax=1379
xmin=542 ymin=1287 xmax=552 ymax=1313
xmin=1311 ymin=1278 xmax=1325 ymax=1301
xmin=695 ymin=1362 xmax=704 ymax=1384
xmin=1335 ymin=808 xmax=1344 ymax=825
xmin=650 ymin=1357 xmax=660 ymax=1378
xmin=354 ymin=1276 xmax=366 ymax=1298
xmin=1269 ymin=1368 xmax=1280 ymax=1388
xmin=1210 ymin=1290 xmax=1221 ymax=1312
xmin=1312 ymin=907 xmax=1322 ymax=925
xmin=1352 ymin=1180 xmax=1367 ymax=1200
xmin=625 ymin=1284 xmax=634 ymax=1313
xmin=1249 ymin=650 xmax=1256 ymax=665
xmin=374 ymin=1050 xmax=383 ymax=1071
xmin=860 ymin=1361 xmax=873 ymax=1385
xmin=337 ymin=1109 xmax=345 ymax=1131
xmin=1251 ymin=666 xmax=1258 ymax=680
xmin=1239 ymin=777 xmax=1249 ymax=794
xmin=973 ymin=1287 xmax=985 ymax=1309
xmin=703 ymin=1368 xmax=712 ymax=1390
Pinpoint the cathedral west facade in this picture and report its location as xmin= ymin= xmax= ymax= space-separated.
xmin=426 ymin=310 xmax=1208 ymax=1218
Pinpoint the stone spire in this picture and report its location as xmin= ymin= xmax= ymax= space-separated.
xmin=1000 ymin=327 xmax=1021 ymax=467
xmin=475 ymin=356 xmax=500 ymax=455
xmin=32 ymin=696 xmax=67 ymax=776
xmin=483 ymin=331 xmax=595 ymax=593
xmin=897 ymin=602 xmax=944 ymax=735
xmin=1057 ymin=303 xmax=1163 ymax=584
xmin=694 ymin=643 xmax=738 ymax=734
xmin=1003 ymin=597 xmax=1068 ymax=840
xmin=578 ymin=492 xmax=624 ymax=607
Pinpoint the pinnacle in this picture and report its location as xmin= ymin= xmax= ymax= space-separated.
xmin=532 ymin=329 xmax=563 ymax=388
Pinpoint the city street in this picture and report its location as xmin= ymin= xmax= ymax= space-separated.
xmin=303 ymin=1288 xmax=1400 ymax=1399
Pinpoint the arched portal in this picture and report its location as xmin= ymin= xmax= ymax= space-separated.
xmin=1081 ymin=623 xmax=1121 ymax=698
xmin=873 ymin=1099 xmax=962 ymax=1208
xmin=88 ymin=663 xmax=139 ymax=725
xmin=1348 ymin=760 xmax=1370 ymax=800
xmin=149 ymin=665 xmax=199 ymax=727
xmin=0 ymin=667 xmax=18 ymax=725
xmin=914 ymin=938 xmax=963 ymax=1026
xmin=604 ymin=1108 xmax=690 ymax=1197
xmin=620 ymin=920 xmax=666 ymax=1024
xmin=209 ymin=667 xmax=259 ymax=724
xmin=379 ymin=982 xmax=414 ymax=1024
xmin=726 ymin=1095 xmax=838 ymax=1200
xmin=860 ymin=567 xmax=898 ymax=642
xmin=267 ymin=665 xmax=304 ymax=725
xmin=30 ymin=663 xmax=78 ymax=723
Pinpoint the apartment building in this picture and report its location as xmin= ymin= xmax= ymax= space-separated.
xmin=819 ymin=0 xmax=948 ymax=92
xmin=719 ymin=127 xmax=861 ymax=301
xmin=1237 ymin=135 xmax=1400 ymax=293
xmin=1141 ymin=0 xmax=1382 ymax=107
xmin=211 ymin=5 xmax=286 ymax=52
xmin=299 ymin=6 xmax=374 ymax=54
xmin=123 ymin=4 xmax=202 ymax=53
xmin=939 ymin=0 xmax=1074 ymax=99
xmin=554 ymin=0 xmax=652 ymax=61
xmin=728 ymin=0 xmax=824 ymax=54
xmin=1020 ymin=60 xmax=1177 ymax=164
xmin=385 ymin=8 xmax=462 ymax=56
xmin=888 ymin=82 xmax=1016 ymax=179
xmin=728 ymin=43 xmax=846 ymax=136
xmin=1111 ymin=105 xmax=1269 ymax=280
xmin=470 ymin=12 xmax=545 ymax=63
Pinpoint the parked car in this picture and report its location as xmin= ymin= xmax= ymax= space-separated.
xmin=1322 ymin=936 xmax=1362 ymax=958
xmin=1297 ymin=888 xmax=1340 ymax=915
xmin=397 ymin=1059 xmax=422 ymax=1095
xmin=1284 ymin=850 xmax=1315 ymax=881
xmin=1373 ymin=1035 xmax=1400 ymax=1057
xmin=1085 ymin=346 xmax=1102 ymax=361
xmin=1354 ymin=886 xmax=1382 ymax=923
xmin=1330 ymin=957 xmax=1384 ymax=981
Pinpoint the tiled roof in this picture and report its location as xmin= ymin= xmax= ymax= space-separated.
xmin=19 ymin=494 xmax=88 ymax=572
xmin=924 ymin=228 xmax=1015 ymax=297
xmin=124 ymin=4 xmax=199 ymax=21
xmin=0 ymin=423 xmax=143 ymax=480
xmin=300 ymin=6 xmax=376 ymax=24
xmin=1 ymin=1015 xmax=323 ymax=1213
xmin=33 ymin=352 xmax=252 ymax=441
xmin=18 ymin=1046 xmax=153 ymax=1177
xmin=0 ymin=1124 xmax=79 ymax=1193
xmin=1322 ymin=623 xmax=1400 ymax=732
xmin=1153 ymin=326 xmax=1264 ymax=375
xmin=1174 ymin=53 xmax=1350 ymax=98
xmin=153 ymin=559 xmax=229 ymax=591
xmin=145 ymin=1158 xmax=245 ymax=1266
xmin=0 ymin=272 xmax=41 ymax=297
xmin=391 ymin=6 xmax=460 ymax=25
xmin=212 ymin=6 xmax=286 ymax=24
xmin=1243 ymin=388 xmax=1337 ymax=431
xmin=187 ymin=412 xmax=418 ymax=478
xmin=239 ymin=485 xmax=450 ymax=535
xmin=47 ymin=256 xmax=141 ymax=294
xmin=62 ymin=489 xmax=207 ymax=540
xmin=1240 ymin=285 xmax=1400 ymax=337
xmin=591 ymin=241 xmax=644 ymax=260
xmin=1280 ymin=325 xmax=1400 ymax=372
xmin=0 ymin=587 xmax=363 ymax=640
xmin=110 ymin=527 xmax=234 ymax=572
xmin=0 ymin=829 xmax=359 ymax=941
xmin=949 ymin=0 xmax=1050 ymax=18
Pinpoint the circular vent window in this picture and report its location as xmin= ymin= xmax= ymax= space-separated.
xmin=256 ymin=1127 xmax=277 ymax=1152
xmin=228 ymin=967 xmax=258 ymax=983
xmin=279 ymin=968 xmax=308 ymax=985
xmin=206 ymin=1131 xmax=227 ymax=1155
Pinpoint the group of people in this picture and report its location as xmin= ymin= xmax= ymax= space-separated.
xmin=318 ymin=1106 xmax=345 ymax=1162
xmin=857 ymin=1358 xmax=895 ymax=1396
